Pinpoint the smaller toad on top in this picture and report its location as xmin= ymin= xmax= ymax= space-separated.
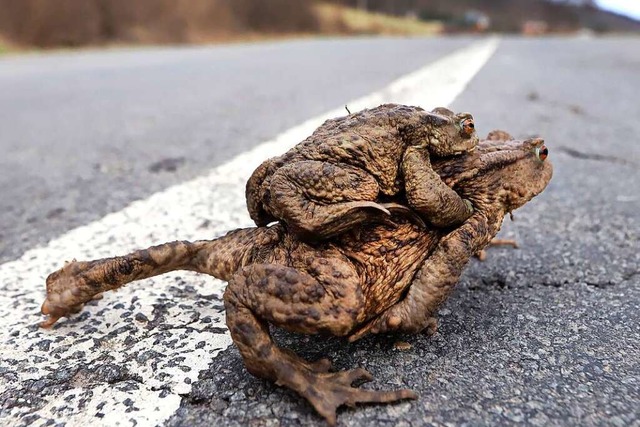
xmin=246 ymin=103 xmax=479 ymax=239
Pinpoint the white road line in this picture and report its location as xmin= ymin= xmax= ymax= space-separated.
xmin=0 ymin=38 xmax=498 ymax=427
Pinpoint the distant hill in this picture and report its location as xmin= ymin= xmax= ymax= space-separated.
xmin=0 ymin=0 xmax=637 ymax=50
xmin=329 ymin=0 xmax=640 ymax=33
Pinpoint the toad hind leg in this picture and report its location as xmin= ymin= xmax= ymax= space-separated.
xmin=224 ymin=263 xmax=416 ymax=425
xmin=268 ymin=160 xmax=390 ymax=240
xmin=40 ymin=228 xmax=270 ymax=327
xmin=40 ymin=241 xmax=206 ymax=327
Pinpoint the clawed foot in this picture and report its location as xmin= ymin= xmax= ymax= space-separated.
xmin=298 ymin=201 xmax=393 ymax=239
xmin=379 ymin=203 xmax=426 ymax=228
xmin=299 ymin=200 xmax=426 ymax=239
xmin=40 ymin=261 xmax=97 ymax=328
xmin=276 ymin=357 xmax=416 ymax=425
xmin=298 ymin=201 xmax=427 ymax=239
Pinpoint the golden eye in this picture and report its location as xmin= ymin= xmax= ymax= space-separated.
xmin=535 ymin=145 xmax=549 ymax=161
xmin=460 ymin=119 xmax=475 ymax=137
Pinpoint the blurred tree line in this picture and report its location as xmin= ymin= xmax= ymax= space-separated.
xmin=0 ymin=0 xmax=320 ymax=47
xmin=0 ymin=0 xmax=637 ymax=48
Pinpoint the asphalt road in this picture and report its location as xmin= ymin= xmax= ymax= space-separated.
xmin=0 ymin=36 xmax=473 ymax=264
xmin=1 ymin=36 xmax=639 ymax=426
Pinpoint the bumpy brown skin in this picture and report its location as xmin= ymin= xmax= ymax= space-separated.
xmin=40 ymin=135 xmax=552 ymax=425
xmin=246 ymin=103 xmax=478 ymax=240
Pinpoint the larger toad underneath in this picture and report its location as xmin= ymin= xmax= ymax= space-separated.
xmin=41 ymin=134 xmax=552 ymax=425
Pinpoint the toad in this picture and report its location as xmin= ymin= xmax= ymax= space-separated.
xmin=246 ymin=104 xmax=478 ymax=239
xmin=41 ymin=134 xmax=552 ymax=425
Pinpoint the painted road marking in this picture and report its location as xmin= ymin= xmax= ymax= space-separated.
xmin=0 ymin=38 xmax=498 ymax=427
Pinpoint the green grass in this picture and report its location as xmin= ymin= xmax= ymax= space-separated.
xmin=315 ymin=3 xmax=442 ymax=36
xmin=0 ymin=36 xmax=15 ymax=55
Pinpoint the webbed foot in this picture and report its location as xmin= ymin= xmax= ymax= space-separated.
xmin=40 ymin=261 xmax=97 ymax=327
xmin=41 ymin=300 xmax=85 ymax=328
xmin=41 ymin=240 xmax=213 ymax=327
xmin=275 ymin=360 xmax=416 ymax=425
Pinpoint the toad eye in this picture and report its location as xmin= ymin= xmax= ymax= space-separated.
xmin=460 ymin=119 xmax=475 ymax=137
xmin=535 ymin=145 xmax=549 ymax=161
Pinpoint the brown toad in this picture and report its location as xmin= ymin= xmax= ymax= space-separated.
xmin=246 ymin=103 xmax=478 ymax=239
xmin=40 ymin=134 xmax=552 ymax=425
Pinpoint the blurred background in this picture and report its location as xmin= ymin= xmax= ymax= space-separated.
xmin=0 ymin=0 xmax=638 ymax=51
xmin=1 ymin=2 xmax=639 ymax=427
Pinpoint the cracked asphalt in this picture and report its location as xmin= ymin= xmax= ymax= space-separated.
xmin=1 ymin=36 xmax=639 ymax=426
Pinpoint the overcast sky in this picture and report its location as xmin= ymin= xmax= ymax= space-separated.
xmin=596 ymin=0 xmax=640 ymax=20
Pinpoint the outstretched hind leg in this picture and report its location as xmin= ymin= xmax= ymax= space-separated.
xmin=40 ymin=241 xmax=205 ymax=327
xmin=268 ymin=160 xmax=392 ymax=240
xmin=40 ymin=228 xmax=263 ymax=327
xmin=224 ymin=262 xmax=416 ymax=425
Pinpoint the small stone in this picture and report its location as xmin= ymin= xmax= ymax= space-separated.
xmin=394 ymin=341 xmax=412 ymax=351
xmin=134 ymin=313 xmax=149 ymax=323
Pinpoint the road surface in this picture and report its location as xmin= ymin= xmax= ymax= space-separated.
xmin=0 ymin=36 xmax=638 ymax=427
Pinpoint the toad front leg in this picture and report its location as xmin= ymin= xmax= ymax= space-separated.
xmin=224 ymin=260 xmax=416 ymax=425
xmin=267 ymin=160 xmax=393 ymax=240
xmin=350 ymin=214 xmax=492 ymax=340
xmin=402 ymin=146 xmax=474 ymax=228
